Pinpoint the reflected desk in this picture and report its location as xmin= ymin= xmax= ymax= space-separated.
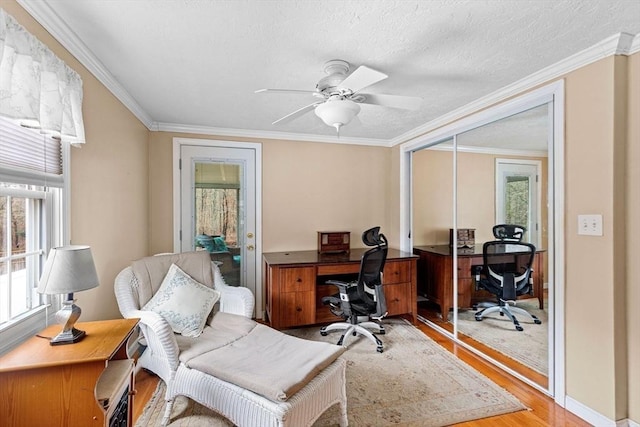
xmin=264 ymin=248 xmax=418 ymax=329
xmin=413 ymin=244 xmax=545 ymax=320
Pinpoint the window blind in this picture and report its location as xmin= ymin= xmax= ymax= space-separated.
xmin=0 ymin=115 xmax=62 ymax=180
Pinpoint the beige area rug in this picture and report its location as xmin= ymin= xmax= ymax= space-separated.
xmin=136 ymin=318 xmax=526 ymax=426
xmin=455 ymin=299 xmax=548 ymax=375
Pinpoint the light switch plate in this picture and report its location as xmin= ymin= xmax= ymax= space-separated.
xmin=578 ymin=214 xmax=603 ymax=236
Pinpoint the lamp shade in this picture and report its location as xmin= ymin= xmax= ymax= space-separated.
xmin=315 ymin=99 xmax=361 ymax=132
xmin=37 ymin=246 xmax=99 ymax=295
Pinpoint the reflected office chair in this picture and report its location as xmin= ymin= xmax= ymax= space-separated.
xmin=474 ymin=224 xmax=542 ymax=331
xmin=320 ymin=227 xmax=388 ymax=353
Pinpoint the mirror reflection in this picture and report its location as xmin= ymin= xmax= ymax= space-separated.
xmin=414 ymin=104 xmax=551 ymax=389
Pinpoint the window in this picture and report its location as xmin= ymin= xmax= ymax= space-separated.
xmin=195 ymin=187 xmax=239 ymax=245
xmin=495 ymin=159 xmax=541 ymax=246
xmin=0 ymin=116 xmax=66 ymax=354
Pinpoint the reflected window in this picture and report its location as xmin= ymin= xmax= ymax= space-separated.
xmin=504 ymin=175 xmax=530 ymax=228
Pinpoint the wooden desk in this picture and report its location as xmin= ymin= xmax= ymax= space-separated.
xmin=413 ymin=245 xmax=545 ymax=320
xmin=264 ymin=248 xmax=418 ymax=329
xmin=0 ymin=318 xmax=139 ymax=427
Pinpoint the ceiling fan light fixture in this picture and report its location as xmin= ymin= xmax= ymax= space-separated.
xmin=314 ymin=99 xmax=361 ymax=134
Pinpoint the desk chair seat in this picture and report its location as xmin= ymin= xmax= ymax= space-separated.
xmin=474 ymin=237 xmax=542 ymax=331
xmin=320 ymin=227 xmax=388 ymax=353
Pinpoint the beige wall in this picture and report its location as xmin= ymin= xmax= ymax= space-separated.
xmin=564 ymin=55 xmax=628 ymax=420
xmin=412 ymin=149 xmax=548 ymax=247
xmin=7 ymin=1 xmax=150 ymax=322
xmin=148 ymin=132 xmax=392 ymax=254
xmin=261 ymin=139 xmax=390 ymax=252
xmin=412 ymin=149 xmax=454 ymax=245
xmin=626 ymin=52 xmax=639 ymax=424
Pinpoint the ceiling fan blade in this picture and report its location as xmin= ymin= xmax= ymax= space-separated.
xmin=338 ymin=65 xmax=388 ymax=93
xmin=272 ymin=102 xmax=320 ymax=125
xmin=255 ymin=88 xmax=318 ymax=95
xmin=358 ymin=93 xmax=422 ymax=110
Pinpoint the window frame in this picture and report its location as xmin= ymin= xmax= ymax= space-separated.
xmin=0 ymin=138 xmax=69 ymax=355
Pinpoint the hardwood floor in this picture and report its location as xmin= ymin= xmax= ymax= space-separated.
xmin=132 ymin=319 xmax=589 ymax=426
xmin=132 ymin=368 xmax=159 ymax=423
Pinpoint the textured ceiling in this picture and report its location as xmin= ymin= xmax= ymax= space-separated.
xmin=17 ymin=0 xmax=640 ymax=146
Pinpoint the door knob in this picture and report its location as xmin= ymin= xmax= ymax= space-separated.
xmin=247 ymin=245 xmax=255 ymax=251
xmin=247 ymin=232 xmax=254 ymax=239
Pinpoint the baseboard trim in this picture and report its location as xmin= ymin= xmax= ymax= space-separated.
xmin=565 ymin=395 xmax=624 ymax=427
xmin=626 ymin=419 xmax=640 ymax=427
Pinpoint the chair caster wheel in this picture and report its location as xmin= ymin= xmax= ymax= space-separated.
xmin=516 ymin=325 xmax=524 ymax=331
xmin=378 ymin=330 xmax=385 ymax=335
xmin=320 ymin=331 xmax=328 ymax=336
xmin=534 ymin=319 xmax=542 ymax=325
xmin=377 ymin=347 xmax=383 ymax=353
xmin=475 ymin=316 xmax=482 ymax=321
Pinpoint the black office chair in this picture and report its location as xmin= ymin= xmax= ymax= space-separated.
xmin=473 ymin=225 xmax=542 ymax=331
xmin=320 ymin=227 xmax=388 ymax=352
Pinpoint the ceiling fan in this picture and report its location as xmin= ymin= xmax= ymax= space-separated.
xmin=255 ymin=60 xmax=422 ymax=135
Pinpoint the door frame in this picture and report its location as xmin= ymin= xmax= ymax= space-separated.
xmin=495 ymin=158 xmax=542 ymax=247
xmin=172 ymin=137 xmax=263 ymax=319
xmin=398 ymin=80 xmax=565 ymax=405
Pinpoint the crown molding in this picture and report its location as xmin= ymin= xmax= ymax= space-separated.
xmin=16 ymin=0 xmax=155 ymax=129
xmin=428 ymin=143 xmax=548 ymax=158
xmin=389 ymin=32 xmax=637 ymax=147
xmin=154 ymin=122 xmax=389 ymax=147
xmin=630 ymin=33 xmax=640 ymax=55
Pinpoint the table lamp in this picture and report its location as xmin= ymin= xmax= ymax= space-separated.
xmin=37 ymin=245 xmax=99 ymax=345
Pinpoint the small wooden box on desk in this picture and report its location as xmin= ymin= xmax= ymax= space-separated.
xmin=317 ymin=231 xmax=350 ymax=254
xmin=0 ymin=318 xmax=139 ymax=427
xmin=264 ymin=248 xmax=418 ymax=329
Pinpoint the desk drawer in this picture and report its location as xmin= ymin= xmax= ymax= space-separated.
xmin=384 ymin=282 xmax=411 ymax=316
xmin=317 ymin=263 xmax=359 ymax=276
xmin=280 ymin=267 xmax=315 ymax=293
xmin=457 ymin=258 xmax=473 ymax=279
xmin=383 ymin=261 xmax=411 ymax=284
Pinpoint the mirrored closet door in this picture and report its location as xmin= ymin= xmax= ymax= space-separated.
xmin=410 ymin=88 xmax=560 ymax=396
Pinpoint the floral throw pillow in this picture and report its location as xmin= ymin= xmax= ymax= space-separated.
xmin=143 ymin=263 xmax=220 ymax=337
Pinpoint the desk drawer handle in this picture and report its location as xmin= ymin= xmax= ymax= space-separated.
xmin=296 ymin=306 xmax=302 ymax=312
xmin=296 ymin=278 xmax=302 ymax=282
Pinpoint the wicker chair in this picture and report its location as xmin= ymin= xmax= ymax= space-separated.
xmin=114 ymin=251 xmax=347 ymax=427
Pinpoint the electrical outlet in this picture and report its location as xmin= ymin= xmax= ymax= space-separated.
xmin=578 ymin=214 xmax=603 ymax=236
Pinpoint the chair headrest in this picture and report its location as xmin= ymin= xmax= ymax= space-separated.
xmin=362 ymin=226 xmax=387 ymax=247
xmin=493 ymin=224 xmax=526 ymax=241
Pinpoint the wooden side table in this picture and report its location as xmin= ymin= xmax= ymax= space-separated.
xmin=0 ymin=318 xmax=139 ymax=427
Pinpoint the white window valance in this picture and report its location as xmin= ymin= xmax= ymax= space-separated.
xmin=0 ymin=8 xmax=85 ymax=146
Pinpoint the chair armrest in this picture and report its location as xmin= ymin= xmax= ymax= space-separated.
xmin=472 ymin=266 xmax=487 ymax=290
xmin=216 ymin=282 xmax=255 ymax=318
xmin=128 ymin=309 xmax=180 ymax=370
xmin=326 ymin=279 xmax=356 ymax=293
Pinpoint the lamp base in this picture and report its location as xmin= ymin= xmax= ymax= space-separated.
xmin=50 ymin=295 xmax=86 ymax=345
xmin=50 ymin=327 xmax=86 ymax=345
